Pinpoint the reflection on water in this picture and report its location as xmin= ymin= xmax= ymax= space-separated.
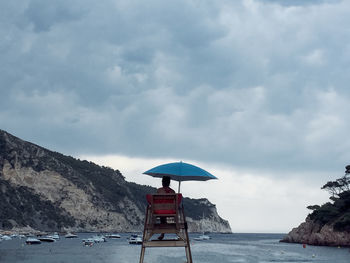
xmin=0 ymin=233 xmax=349 ymax=263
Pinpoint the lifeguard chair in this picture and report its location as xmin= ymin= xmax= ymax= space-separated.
xmin=139 ymin=193 xmax=193 ymax=263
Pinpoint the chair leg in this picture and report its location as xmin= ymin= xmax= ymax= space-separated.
xmin=139 ymin=246 xmax=146 ymax=263
xmin=184 ymin=225 xmax=193 ymax=263
xmin=185 ymin=245 xmax=192 ymax=263
xmin=140 ymin=206 xmax=149 ymax=263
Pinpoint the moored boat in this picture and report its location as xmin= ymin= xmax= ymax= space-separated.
xmin=51 ymin=232 xmax=60 ymax=240
xmin=129 ymin=234 xmax=142 ymax=245
xmin=106 ymin=233 xmax=121 ymax=239
xmin=65 ymin=232 xmax=78 ymax=238
xmin=26 ymin=237 xmax=41 ymax=245
xmin=194 ymin=234 xmax=211 ymax=241
xmin=1 ymin=235 xmax=12 ymax=241
xmin=38 ymin=236 xmax=56 ymax=242
xmin=82 ymin=238 xmax=94 ymax=246
xmin=82 ymin=235 xmax=106 ymax=244
xmin=91 ymin=235 xmax=107 ymax=243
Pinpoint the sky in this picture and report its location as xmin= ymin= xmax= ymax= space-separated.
xmin=1 ymin=0 xmax=349 ymax=233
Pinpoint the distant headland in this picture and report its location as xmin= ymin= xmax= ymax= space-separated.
xmin=281 ymin=166 xmax=350 ymax=246
xmin=0 ymin=129 xmax=231 ymax=234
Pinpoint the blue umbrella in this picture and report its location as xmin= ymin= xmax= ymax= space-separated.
xmin=143 ymin=161 xmax=217 ymax=192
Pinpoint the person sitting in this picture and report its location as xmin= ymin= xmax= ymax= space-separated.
xmin=157 ymin=176 xmax=175 ymax=194
xmin=156 ymin=176 xmax=175 ymax=240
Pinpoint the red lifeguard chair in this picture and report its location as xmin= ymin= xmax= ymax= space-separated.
xmin=139 ymin=193 xmax=193 ymax=263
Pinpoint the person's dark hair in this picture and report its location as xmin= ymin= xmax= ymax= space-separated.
xmin=162 ymin=176 xmax=171 ymax=187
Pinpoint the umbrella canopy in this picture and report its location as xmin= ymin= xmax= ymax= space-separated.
xmin=143 ymin=161 xmax=217 ymax=192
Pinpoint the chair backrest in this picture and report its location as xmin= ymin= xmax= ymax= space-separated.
xmin=146 ymin=194 xmax=182 ymax=215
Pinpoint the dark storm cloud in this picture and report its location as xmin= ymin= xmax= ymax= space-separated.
xmin=1 ymin=0 xmax=350 ymax=178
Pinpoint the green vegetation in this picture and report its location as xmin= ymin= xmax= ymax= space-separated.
xmin=307 ymin=165 xmax=350 ymax=232
xmin=183 ymin=198 xmax=216 ymax=220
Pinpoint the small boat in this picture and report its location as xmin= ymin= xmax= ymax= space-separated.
xmin=194 ymin=213 xmax=211 ymax=241
xmin=38 ymin=236 xmax=56 ymax=242
xmin=82 ymin=235 xmax=106 ymax=244
xmin=106 ymin=233 xmax=121 ymax=239
xmin=82 ymin=238 xmax=94 ymax=246
xmin=51 ymin=232 xmax=60 ymax=240
xmin=65 ymin=233 xmax=78 ymax=238
xmin=26 ymin=237 xmax=41 ymax=245
xmin=92 ymin=235 xmax=107 ymax=243
xmin=1 ymin=235 xmax=12 ymax=241
xmin=129 ymin=234 xmax=142 ymax=245
xmin=194 ymin=234 xmax=211 ymax=241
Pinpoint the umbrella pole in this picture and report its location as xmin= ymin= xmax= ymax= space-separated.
xmin=178 ymin=181 xmax=181 ymax=193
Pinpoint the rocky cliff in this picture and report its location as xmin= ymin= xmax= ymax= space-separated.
xmin=281 ymin=173 xmax=350 ymax=246
xmin=0 ymin=129 xmax=231 ymax=233
xmin=281 ymin=218 xmax=350 ymax=246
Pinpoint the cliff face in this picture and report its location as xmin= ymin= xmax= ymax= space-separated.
xmin=0 ymin=129 xmax=231 ymax=233
xmin=281 ymin=218 xmax=350 ymax=246
xmin=185 ymin=198 xmax=231 ymax=233
xmin=282 ymin=172 xmax=350 ymax=247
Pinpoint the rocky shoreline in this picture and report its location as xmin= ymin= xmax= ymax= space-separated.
xmin=281 ymin=218 xmax=350 ymax=247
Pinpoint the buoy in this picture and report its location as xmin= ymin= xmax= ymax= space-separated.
xmin=302 ymin=244 xmax=306 ymax=248
xmin=312 ymin=254 xmax=316 ymax=258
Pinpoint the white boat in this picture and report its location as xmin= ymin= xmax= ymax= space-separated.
xmin=65 ymin=233 xmax=78 ymax=238
xmin=38 ymin=236 xmax=56 ymax=242
xmin=82 ymin=235 xmax=106 ymax=244
xmin=129 ymin=234 xmax=142 ymax=245
xmin=194 ymin=234 xmax=211 ymax=241
xmin=91 ymin=235 xmax=106 ymax=243
xmin=106 ymin=233 xmax=121 ymax=239
xmin=1 ymin=235 xmax=12 ymax=241
xmin=194 ymin=213 xmax=211 ymax=241
xmin=26 ymin=237 xmax=41 ymax=245
xmin=51 ymin=232 xmax=60 ymax=240
xmin=82 ymin=238 xmax=94 ymax=246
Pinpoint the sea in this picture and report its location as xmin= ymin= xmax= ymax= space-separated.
xmin=0 ymin=233 xmax=349 ymax=263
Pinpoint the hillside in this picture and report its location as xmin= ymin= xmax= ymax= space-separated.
xmin=281 ymin=169 xmax=350 ymax=246
xmin=0 ymin=129 xmax=231 ymax=233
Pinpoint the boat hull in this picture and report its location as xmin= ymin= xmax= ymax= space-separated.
xmin=38 ymin=237 xmax=55 ymax=242
xmin=26 ymin=238 xmax=41 ymax=245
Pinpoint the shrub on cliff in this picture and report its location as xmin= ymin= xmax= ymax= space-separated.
xmin=307 ymin=166 xmax=350 ymax=232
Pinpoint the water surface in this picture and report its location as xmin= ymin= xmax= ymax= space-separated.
xmin=0 ymin=233 xmax=349 ymax=263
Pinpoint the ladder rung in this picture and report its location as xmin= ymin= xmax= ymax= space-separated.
xmin=143 ymin=239 xmax=188 ymax=247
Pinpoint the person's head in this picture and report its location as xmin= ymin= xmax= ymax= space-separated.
xmin=162 ymin=176 xmax=171 ymax=187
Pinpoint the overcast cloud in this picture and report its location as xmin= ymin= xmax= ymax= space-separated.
xmin=1 ymin=0 xmax=350 ymax=232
